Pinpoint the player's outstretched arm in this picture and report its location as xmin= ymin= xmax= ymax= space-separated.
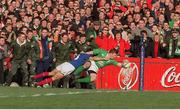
xmin=114 ymin=60 xmax=131 ymax=68
xmin=89 ymin=56 xmax=110 ymax=61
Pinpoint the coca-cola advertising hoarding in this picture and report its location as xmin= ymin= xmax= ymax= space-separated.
xmin=161 ymin=66 xmax=180 ymax=88
xmin=96 ymin=58 xmax=180 ymax=91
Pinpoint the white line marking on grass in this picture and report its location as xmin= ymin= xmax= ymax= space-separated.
xmin=32 ymin=94 xmax=41 ymax=97
xmin=106 ymin=90 xmax=119 ymax=93
xmin=73 ymin=92 xmax=80 ymax=94
xmin=0 ymin=95 xmax=9 ymax=98
xmin=44 ymin=93 xmax=57 ymax=96
xmin=0 ymin=90 xmax=120 ymax=98
xmin=67 ymin=92 xmax=74 ymax=95
xmin=19 ymin=95 xmax=27 ymax=98
xmin=96 ymin=90 xmax=103 ymax=93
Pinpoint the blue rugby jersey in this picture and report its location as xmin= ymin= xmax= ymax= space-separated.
xmin=69 ymin=53 xmax=91 ymax=68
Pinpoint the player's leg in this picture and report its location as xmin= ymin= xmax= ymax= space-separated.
xmin=71 ymin=61 xmax=91 ymax=88
xmin=76 ymin=70 xmax=97 ymax=83
xmin=36 ymin=62 xmax=75 ymax=86
xmin=36 ymin=70 xmax=64 ymax=86
xmin=32 ymin=69 xmax=58 ymax=79
xmin=33 ymin=60 xmax=67 ymax=80
xmin=76 ymin=61 xmax=98 ymax=83
xmin=89 ymin=72 xmax=97 ymax=89
xmin=73 ymin=61 xmax=91 ymax=79
xmin=90 ymin=72 xmax=97 ymax=82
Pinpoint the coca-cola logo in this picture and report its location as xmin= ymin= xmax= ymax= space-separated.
xmin=118 ymin=63 xmax=138 ymax=90
xmin=161 ymin=66 xmax=180 ymax=88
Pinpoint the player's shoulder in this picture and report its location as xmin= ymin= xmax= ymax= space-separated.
xmin=93 ymin=48 xmax=107 ymax=52
xmin=79 ymin=53 xmax=91 ymax=57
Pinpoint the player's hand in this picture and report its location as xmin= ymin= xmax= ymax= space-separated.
xmin=122 ymin=60 xmax=131 ymax=68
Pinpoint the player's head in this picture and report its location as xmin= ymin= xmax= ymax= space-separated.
xmin=108 ymin=48 xmax=118 ymax=59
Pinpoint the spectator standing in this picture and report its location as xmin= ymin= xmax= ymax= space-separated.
xmin=35 ymin=28 xmax=53 ymax=87
xmin=52 ymin=33 xmax=73 ymax=88
xmin=26 ymin=30 xmax=40 ymax=86
xmin=0 ymin=37 xmax=8 ymax=85
xmin=167 ymin=29 xmax=180 ymax=58
xmin=5 ymin=33 xmax=30 ymax=86
xmin=113 ymin=31 xmax=131 ymax=57
xmin=133 ymin=30 xmax=154 ymax=57
xmin=153 ymin=33 xmax=167 ymax=58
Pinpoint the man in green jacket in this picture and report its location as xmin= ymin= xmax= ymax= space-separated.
xmin=26 ymin=30 xmax=40 ymax=86
xmin=52 ymin=33 xmax=75 ymax=88
xmin=5 ymin=32 xmax=31 ymax=86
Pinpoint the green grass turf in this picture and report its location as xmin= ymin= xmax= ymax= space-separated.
xmin=0 ymin=87 xmax=180 ymax=109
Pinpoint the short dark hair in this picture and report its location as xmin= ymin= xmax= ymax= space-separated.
xmin=141 ymin=30 xmax=147 ymax=35
xmin=27 ymin=29 xmax=33 ymax=34
xmin=109 ymin=48 xmax=118 ymax=54
xmin=18 ymin=32 xmax=26 ymax=37
xmin=139 ymin=19 xmax=145 ymax=23
xmin=61 ymin=32 xmax=68 ymax=37
xmin=42 ymin=28 xmax=49 ymax=32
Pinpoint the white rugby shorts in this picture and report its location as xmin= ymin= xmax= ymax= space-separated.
xmin=88 ymin=60 xmax=99 ymax=73
xmin=56 ymin=62 xmax=75 ymax=75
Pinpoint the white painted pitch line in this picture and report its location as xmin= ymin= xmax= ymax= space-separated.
xmin=32 ymin=94 xmax=41 ymax=97
xmin=0 ymin=95 xmax=9 ymax=98
xmin=19 ymin=95 xmax=26 ymax=97
xmin=0 ymin=90 xmax=120 ymax=98
xmin=44 ymin=93 xmax=57 ymax=96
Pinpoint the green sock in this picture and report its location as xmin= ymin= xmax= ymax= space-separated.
xmin=74 ymin=66 xmax=85 ymax=78
xmin=77 ymin=76 xmax=91 ymax=83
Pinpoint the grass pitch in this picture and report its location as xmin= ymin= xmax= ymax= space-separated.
xmin=0 ymin=87 xmax=180 ymax=109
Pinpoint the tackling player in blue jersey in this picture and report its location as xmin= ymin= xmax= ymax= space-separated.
xmin=32 ymin=53 xmax=112 ymax=87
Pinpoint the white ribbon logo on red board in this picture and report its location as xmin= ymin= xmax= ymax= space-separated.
xmin=118 ymin=63 xmax=138 ymax=90
xmin=161 ymin=66 xmax=180 ymax=88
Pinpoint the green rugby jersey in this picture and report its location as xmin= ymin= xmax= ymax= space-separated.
xmin=95 ymin=59 xmax=119 ymax=68
xmin=92 ymin=49 xmax=119 ymax=68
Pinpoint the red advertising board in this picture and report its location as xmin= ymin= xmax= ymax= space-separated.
xmin=96 ymin=57 xmax=180 ymax=91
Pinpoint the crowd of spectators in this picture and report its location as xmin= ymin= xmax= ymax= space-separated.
xmin=0 ymin=0 xmax=179 ymax=88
